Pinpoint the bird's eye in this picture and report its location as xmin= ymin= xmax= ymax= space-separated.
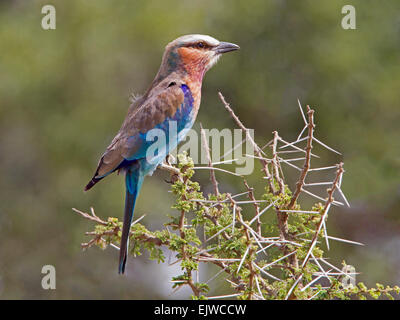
xmin=196 ymin=42 xmax=205 ymax=49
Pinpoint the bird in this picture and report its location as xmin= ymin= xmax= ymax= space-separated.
xmin=84 ymin=34 xmax=239 ymax=274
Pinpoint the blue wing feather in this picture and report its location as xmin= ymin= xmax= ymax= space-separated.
xmin=119 ymin=84 xmax=195 ymax=173
xmin=118 ymin=84 xmax=194 ymax=273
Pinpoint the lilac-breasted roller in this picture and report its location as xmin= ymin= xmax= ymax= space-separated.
xmin=84 ymin=35 xmax=239 ymax=274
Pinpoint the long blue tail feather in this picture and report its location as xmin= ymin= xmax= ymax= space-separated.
xmin=118 ymin=164 xmax=144 ymax=274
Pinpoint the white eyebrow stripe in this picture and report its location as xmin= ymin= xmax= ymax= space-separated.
xmin=175 ymin=34 xmax=220 ymax=47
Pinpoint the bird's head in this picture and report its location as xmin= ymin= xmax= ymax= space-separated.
xmin=157 ymin=34 xmax=239 ymax=82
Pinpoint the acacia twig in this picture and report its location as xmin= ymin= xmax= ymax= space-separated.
xmin=301 ymin=163 xmax=344 ymax=268
xmin=200 ymin=123 xmax=220 ymax=195
xmin=288 ymin=105 xmax=315 ymax=209
xmin=243 ymin=179 xmax=262 ymax=236
xmin=218 ymin=92 xmax=275 ymax=194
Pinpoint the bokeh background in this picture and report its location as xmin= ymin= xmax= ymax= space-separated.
xmin=0 ymin=0 xmax=399 ymax=299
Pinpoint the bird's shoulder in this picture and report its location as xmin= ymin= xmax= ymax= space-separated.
xmin=95 ymin=74 xmax=189 ymax=177
xmin=123 ymin=74 xmax=187 ymax=133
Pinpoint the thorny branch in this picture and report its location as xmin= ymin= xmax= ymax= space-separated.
xmin=200 ymin=123 xmax=220 ymax=196
xmin=75 ymin=93 xmax=396 ymax=300
xmin=288 ymin=105 xmax=315 ymax=209
xmin=218 ymin=92 xmax=276 ymax=195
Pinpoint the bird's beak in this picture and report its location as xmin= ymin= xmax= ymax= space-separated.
xmin=213 ymin=42 xmax=240 ymax=54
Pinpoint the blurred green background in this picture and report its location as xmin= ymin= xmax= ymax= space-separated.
xmin=0 ymin=0 xmax=399 ymax=299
